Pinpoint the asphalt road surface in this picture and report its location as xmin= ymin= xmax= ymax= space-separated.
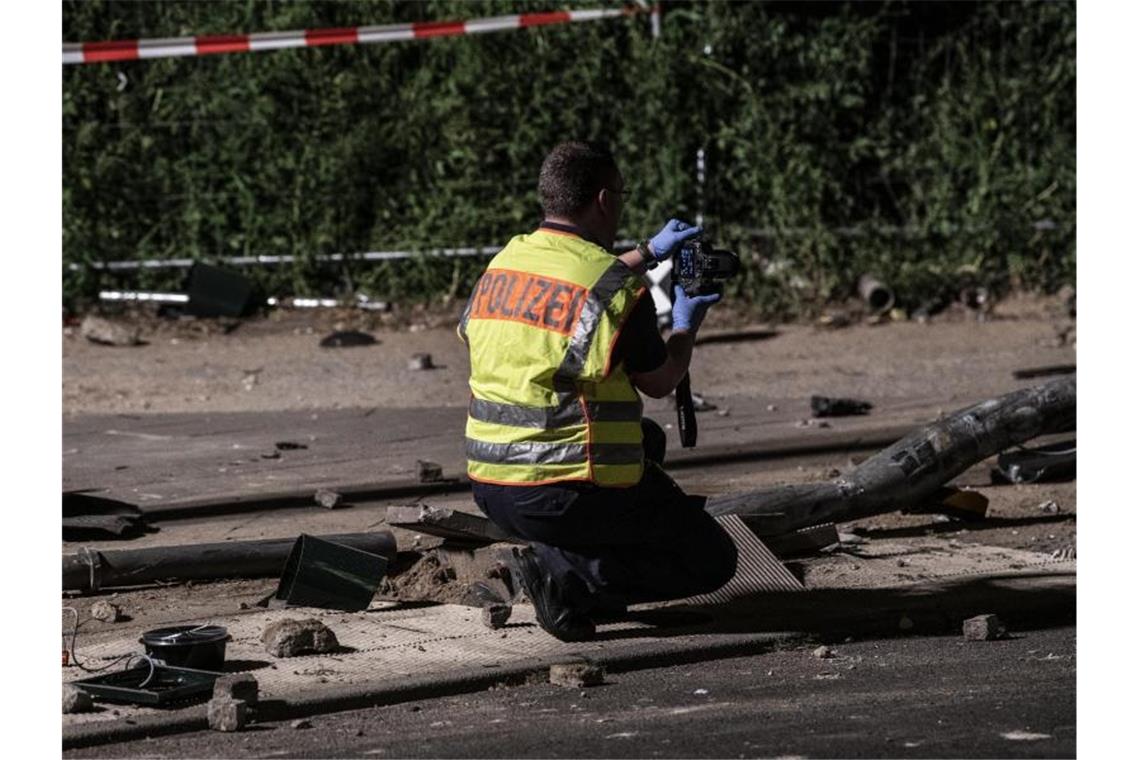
xmin=67 ymin=625 xmax=1075 ymax=759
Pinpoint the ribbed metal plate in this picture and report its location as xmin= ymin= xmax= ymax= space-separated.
xmin=684 ymin=515 xmax=804 ymax=606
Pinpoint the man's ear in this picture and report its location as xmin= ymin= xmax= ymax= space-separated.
xmin=596 ymin=187 xmax=612 ymax=215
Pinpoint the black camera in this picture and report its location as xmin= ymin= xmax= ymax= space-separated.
xmin=672 ymin=239 xmax=741 ymax=297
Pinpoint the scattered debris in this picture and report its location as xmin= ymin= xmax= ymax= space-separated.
xmin=549 ymin=661 xmax=605 ymax=688
xmin=314 ymin=489 xmax=343 ymax=509
xmin=385 ymin=504 xmax=515 ymax=545
xmin=813 ymin=646 xmax=835 ymax=659
xmin=716 ymin=408 xmax=731 ymax=417
xmin=80 ymin=315 xmax=142 ymax=347
xmin=262 ymin=618 xmax=340 ymax=658
xmin=408 ymin=352 xmax=435 ymax=370
xmin=811 ymin=395 xmax=873 ymax=417
xmin=213 ymin=673 xmax=259 ymax=707
xmin=275 ymin=441 xmax=308 ymax=451
xmin=62 ymin=684 xmax=94 ymax=714
xmin=89 ymin=600 xmax=123 ymax=623
xmin=1038 ymin=500 xmax=1061 ymax=514
xmin=1012 ymin=364 xmax=1076 ymax=380
xmin=207 ymin=697 xmax=248 ymax=732
xmin=816 ymin=311 xmax=851 ymax=329
xmin=1051 ymin=546 xmax=1076 ymax=560
xmin=766 ymin=404 xmax=778 ymax=412
xmin=991 ymin=440 xmax=1076 ymax=484
xmin=1001 ymin=730 xmax=1052 ymax=741
xmin=416 ymin=460 xmax=444 ymax=482
xmin=241 ymin=368 xmax=261 ymax=391
xmin=481 ymin=603 xmax=512 ymax=629
xmin=904 ymin=488 xmax=989 ymax=522
xmin=186 ymin=263 xmax=257 ymax=318
xmin=319 ymin=330 xmax=377 ymax=348
xmin=765 ymin=523 xmax=840 ymax=558
xmin=291 ymin=719 xmax=313 ymax=730
xmin=963 ymin=614 xmax=1005 ymax=641
xmin=693 ymin=688 xmax=709 ymax=695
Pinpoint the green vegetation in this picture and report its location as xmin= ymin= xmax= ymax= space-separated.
xmin=63 ymin=1 xmax=1075 ymax=318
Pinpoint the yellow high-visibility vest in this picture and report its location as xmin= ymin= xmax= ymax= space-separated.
xmin=458 ymin=228 xmax=647 ymax=487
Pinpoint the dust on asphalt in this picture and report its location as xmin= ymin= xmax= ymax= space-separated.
xmin=65 ymin=626 xmax=1075 ymax=759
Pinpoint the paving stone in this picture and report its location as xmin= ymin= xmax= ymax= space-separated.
xmin=963 ymin=614 xmax=1005 ymax=641
xmin=207 ymin=697 xmax=248 ymax=732
xmin=62 ymin=684 xmax=94 ymax=714
xmin=481 ymin=603 xmax=512 ymax=629
xmin=213 ymin=673 xmax=259 ymax=706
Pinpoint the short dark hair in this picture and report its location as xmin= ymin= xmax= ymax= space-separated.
xmin=538 ymin=141 xmax=618 ymax=217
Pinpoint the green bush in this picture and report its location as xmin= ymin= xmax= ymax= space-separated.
xmin=63 ymin=0 xmax=1075 ymax=317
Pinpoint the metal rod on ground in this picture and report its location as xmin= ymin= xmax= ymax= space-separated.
xmin=62 ymin=531 xmax=396 ymax=593
xmin=705 ymin=377 xmax=1076 ymax=535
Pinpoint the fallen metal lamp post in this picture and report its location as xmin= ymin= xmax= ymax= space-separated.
xmin=706 ymin=378 xmax=1076 ymax=536
xmin=63 ymin=531 xmax=397 ymax=593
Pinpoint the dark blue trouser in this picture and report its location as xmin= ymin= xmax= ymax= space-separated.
xmin=471 ymin=420 xmax=738 ymax=615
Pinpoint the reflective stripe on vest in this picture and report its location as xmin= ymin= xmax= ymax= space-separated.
xmin=465 ymin=439 xmax=645 ymax=467
xmin=468 ymin=396 xmax=643 ymax=428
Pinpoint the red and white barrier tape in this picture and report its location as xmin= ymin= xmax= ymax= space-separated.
xmin=63 ymin=6 xmax=646 ymax=65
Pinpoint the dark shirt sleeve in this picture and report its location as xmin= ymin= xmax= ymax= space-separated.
xmin=613 ymin=293 xmax=668 ymax=375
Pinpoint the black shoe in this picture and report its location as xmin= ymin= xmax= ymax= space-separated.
xmin=507 ymin=547 xmax=595 ymax=642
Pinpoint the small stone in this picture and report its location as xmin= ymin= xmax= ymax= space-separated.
xmin=314 ymin=489 xmax=343 ymax=509
xmin=62 ymin=684 xmax=94 ymax=714
xmin=89 ymin=600 xmax=123 ymax=623
xmin=408 ymin=353 xmax=435 ymax=371
xmin=813 ymin=646 xmax=835 ymax=659
xmin=416 ymin=460 xmax=444 ymax=482
xmin=262 ymin=618 xmax=339 ymax=658
xmin=549 ymin=661 xmax=605 ymax=688
xmin=766 ymin=404 xmax=778 ymax=412
xmin=81 ymin=315 xmax=142 ymax=346
xmin=291 ymin=719 xmax=312 ymax=730
xmin=481 ymin=603 xmax=512 ymax=629
xmin=213 ymin=673 xmax=259 ymax=707
xmin=962 ymin=614 xmax=1005 ymax=641
xmin=1038 ymin=500 xmax=1060 ymax=514
xmin=207 ymin=697 xmax=248 ymax=732
xmin=693 ymin=688 xmax=709 ymax=695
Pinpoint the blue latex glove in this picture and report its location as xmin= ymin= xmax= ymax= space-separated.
xmin=649 ymin=219 xmax=703 ymax=261
xmin=671 ymin=284 xmax=721 ymax=333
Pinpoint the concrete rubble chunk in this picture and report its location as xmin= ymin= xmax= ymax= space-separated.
xmin=262 ymin=618 xmax=339 ymax=658
xmin=813 ymin=645 xmax=835 ymax=659
xmin=963 ymin=614 xmax=1005 ymax=641
xmin=549 ymin=661 xmax=605 ymax=688
xmin=89 ymin=600 xmax=123 ymax=623
xmin=416 ymin=460 xmax=444 ymax=483
xmin=314 ymin=489 xmax=343 ymax=509
xmin=481 ymin=603 xmax=512 ymax=629
xmin=207 ymin=697 xmax=248 ymax=732
xmin=80 ymin=315 xmax=142 ymax=346
xmin=213 ymin=673 xmax=259 ymax=706
xmin=62 ymin=684 xmax=94 ymax=714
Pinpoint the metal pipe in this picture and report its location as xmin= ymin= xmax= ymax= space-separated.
xmin=857 ymin=274 xmax=895 ymax=315
xmin=63 ymin=531 xmax=396 ymax=593
xmin=706 ymin=377 xmax=1076 ymax=535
